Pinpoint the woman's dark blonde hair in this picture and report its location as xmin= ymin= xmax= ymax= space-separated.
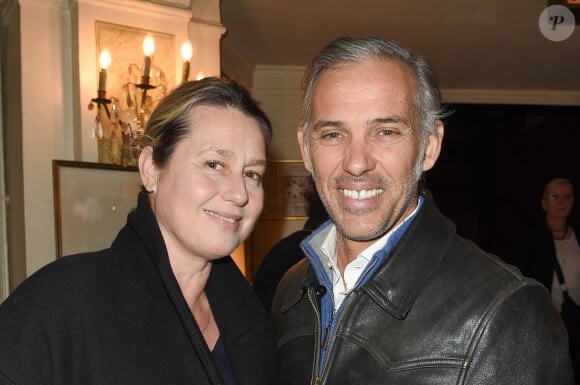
xmin=140 ymin=77 xmax=272 ymax=168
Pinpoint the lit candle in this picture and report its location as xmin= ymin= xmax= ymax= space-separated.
xmin=142 ymin=34 xmax=155 ymax=79
xmin=181 ymin=41 xmax=192 ymax=83
xmin=98 ymin=50 xmax=111 ymax=92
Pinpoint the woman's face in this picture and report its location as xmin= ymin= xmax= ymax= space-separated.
xmin=141 ymin=105 xmax=267 ymax=262
xmin=542 ymin=182 xmax=574 ymax=222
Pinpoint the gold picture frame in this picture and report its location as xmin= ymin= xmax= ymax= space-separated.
xmin=261 ymin=160 xmax=311 ymax=219
xmin=52 ymin=160 xmax=141 ymax=258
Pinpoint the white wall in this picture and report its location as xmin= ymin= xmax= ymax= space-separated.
xmin=0 ymin=11 xmax=6 ymax=300
xmin=253 ymin=65 xmax=304 ymax=161
xmin=247 ymin=65 xmax=307 ymax=279
xmin=18 ymin=0 xmax=72 ymax=277
xmin=1 ymin=0 xmax=224 ymax=291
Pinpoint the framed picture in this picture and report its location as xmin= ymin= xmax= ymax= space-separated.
xmin=52 ymin=160 xmax=142 ymax=257
xmin=261 ymin=160 xmax=311 ymax=219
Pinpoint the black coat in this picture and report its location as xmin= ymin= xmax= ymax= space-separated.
xmin=272 ymin=191 xmax=573 ymax=385
xmin=253 ymin=229 xmax=312 ymax=312
xmin=0 ymin=191 xmax=276 ymax=385
xmin=516 ymin=224 xmax=580 ymax=292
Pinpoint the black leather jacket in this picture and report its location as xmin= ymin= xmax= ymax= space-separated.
xmin=272 ymin=192 xmax=573 ymax=385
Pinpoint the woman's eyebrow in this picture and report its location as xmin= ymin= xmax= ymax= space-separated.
xmin=201 ymin=145 xmax=235 ymax=159
xmin=200 ymin=146 xmax=266 ymax=167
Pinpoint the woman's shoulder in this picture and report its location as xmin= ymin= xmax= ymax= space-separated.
xmin=5 ymin=249 xmax=119 ymax=304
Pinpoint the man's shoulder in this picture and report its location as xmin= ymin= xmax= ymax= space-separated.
xmin=278 ymin=257 xmax=311 ymax=288
xmin=271 ymin=258 xmax=312 ymax=312
xmin=441 ymin=235 xmax=545 ymax=299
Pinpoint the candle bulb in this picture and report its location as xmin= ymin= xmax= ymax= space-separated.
xmin=142 ymin=34 xmax=155 ymax=81
xmin=98 ymin=50 xmax=111 ymax=93
xmin=181 ymin=41 xmax=192 ymax=83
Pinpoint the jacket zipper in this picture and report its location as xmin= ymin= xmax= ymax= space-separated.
xmin=306 ymin=241 xmax=381 ymax=383
xmin=308 ymin=287 xmax=323 ymax=385
xmin=314 ymin=256 xmax=379 ymax=383
xmin=315 ymin=290 xmax=358 ymax=384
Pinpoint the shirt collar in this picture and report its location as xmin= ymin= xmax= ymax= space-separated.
xmin=318 ymin=196 xmax=424 ymax=278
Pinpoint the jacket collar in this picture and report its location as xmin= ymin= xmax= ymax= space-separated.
xmin=113 ymin=190 xmax=273 ymax=384
xmin=285 ymin=190 xmax=456 ymax=320
xmin=362 ymin=191 xmax=456 ymax=319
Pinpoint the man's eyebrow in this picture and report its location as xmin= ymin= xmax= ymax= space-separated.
xmin=371 ymin=116 xmax=412 ymax=126
xmin=312 ymin=120 xmax=345 ymax=131
xmin=312 ymin=116 xmax=412 ymax=132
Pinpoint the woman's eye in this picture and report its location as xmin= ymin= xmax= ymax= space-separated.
xmin=245 ymin=171 xmax=263 ymax=184
xmin=206 ymin=160 xmax=224 ymax=170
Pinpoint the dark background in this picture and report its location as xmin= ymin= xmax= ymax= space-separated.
xmin=426 ymin=104 xmax=580 ymax=267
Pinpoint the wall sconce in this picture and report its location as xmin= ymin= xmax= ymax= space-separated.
xmin=88 ymin=35 xmax=192 ymax=167
xmin=181 ymin=41 xmax=192 ymax=84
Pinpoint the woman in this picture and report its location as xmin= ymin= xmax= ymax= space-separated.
xmin=0 ymin=77 xmax=276 ymax=384
xmin=517 ymin=177 xmax=580 ymax=382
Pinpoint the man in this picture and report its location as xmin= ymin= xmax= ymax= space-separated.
xmin=271 ymin=37 xmax=573 ymax=384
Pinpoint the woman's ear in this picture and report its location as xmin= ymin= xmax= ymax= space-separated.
xmin=541 ymin=197 xmax=548 ymax=212
xmin=139 ymin=146 xmax=159 ymax=193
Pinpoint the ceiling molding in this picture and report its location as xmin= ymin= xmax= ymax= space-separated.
xmin=253 ymin=65 xmax=580 ymax=106
xmin=442 ymin=89 xmax=580 ymax=106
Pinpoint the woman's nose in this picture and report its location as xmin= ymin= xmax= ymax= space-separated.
xmin=222 ymin=174 xmax=249 ymax=206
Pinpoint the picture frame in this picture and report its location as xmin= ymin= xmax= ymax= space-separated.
xmin=52 ymin=160 xmax=142 ymax=258
xmin=261 ymin=160 xmax=311 ymax=219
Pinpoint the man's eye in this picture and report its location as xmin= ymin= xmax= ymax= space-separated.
xmin=378 ymin=129 xmax=396 ymax=136
xmin=321 ymin=132 xmax=341 ymax=139
xmin=206 ymin=160 xmax=224 ymax=170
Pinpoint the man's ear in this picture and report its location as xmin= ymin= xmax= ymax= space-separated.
xmin=422 ymin=119 xmax=444 ymax=172
xmin=297 ymin=124 xmax=312 ymax=173
xmin=139 ymin=146 xmax=159 ymax=193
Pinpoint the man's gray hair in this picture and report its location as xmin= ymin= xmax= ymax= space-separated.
xmin=301 ymin=37 xmax=447 ymax=147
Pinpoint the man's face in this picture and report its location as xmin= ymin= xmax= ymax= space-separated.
xmin=298 ymin=58 xmax=442 ymax=253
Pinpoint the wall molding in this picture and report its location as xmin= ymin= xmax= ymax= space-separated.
xmin=254 ymin=65 xmax=580 ymax=106
xmin=72 ymin=0 xmax=193 ymax=20
xmin=442 ymin=89 xmax=580 ymax=106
